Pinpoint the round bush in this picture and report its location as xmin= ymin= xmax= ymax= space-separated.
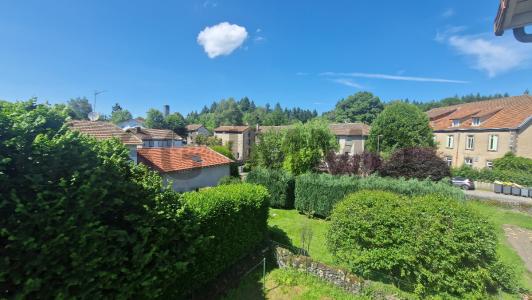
xmin=326 ymin=190 xmax=515 ymax=297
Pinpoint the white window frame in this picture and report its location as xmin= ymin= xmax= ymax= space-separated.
xmin=451 ymin=119 xmax=460 ymax=127
xmin=465 ymin=135 xmax=474 ymax=150
xmin=488 ymin=135 xmax=499 ymax=151
xmin=446 ymin=135 xmax=454 ymax=148
xmin=486 ymin=160 xmax=493 ymax=169
xmin=472 ymin=117 xmax=481 ymax=126
xmin=445 ymin=156 xmax=453 ymax=167
xmin=464 ymin=157 xmax=473 ymax=167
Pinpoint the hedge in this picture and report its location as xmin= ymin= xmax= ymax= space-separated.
xmin=493 ymin=152 xmax=532 ymax=173
xmin=453 ymin=166 xmax=532 ymax=187
xmin=327 ymin=190 xmax=516 ymax=297
xmin=295 ymin=174 xmax=465 ymax=218
xmin=246 ymin=168 xmax=295 ymax=208
xmin=182 ymin=183 xmax=269 ymax=288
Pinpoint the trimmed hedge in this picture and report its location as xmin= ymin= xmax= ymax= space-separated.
xmin=182 ymin=183 xmax=269 ymax=287
xmin=327 ymin=190 xmax=515 ymax=297
xmin=246 ymin=168 xmax=295 ymax=208
xmin=453 ymin=166 xmax=532 ymax=186
xmin=295 ymin=174 xmax=464 ymax=218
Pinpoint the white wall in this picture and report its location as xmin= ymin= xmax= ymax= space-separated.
xmin=163 ymin=165 xmax=230 ymax=192
xmin=128 ymin=145 xmax=138 ymax=163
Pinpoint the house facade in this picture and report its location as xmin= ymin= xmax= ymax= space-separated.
xmin=428 ymin=95 xmax=532 ymax=168
xmin=328 ymin=123 xmax=370 ymax=155
xmin=213 ymin=125 xmax=255 ymax=161
xmin=126 ymin=127 xmax=184 ymax=148
xmin=185 ymin=124 xmax=211 ymax=145
xmin=137 ymin=146 xmax=232 ymax=192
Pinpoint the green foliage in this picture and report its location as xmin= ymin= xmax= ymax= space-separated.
xmin=182 ymin=183 xmax=269 ymax=286
xmin=195 ymin=134 xmax=222 ymax=146
xmin=411 ymin=93 xmax=509 ymax=111
xmin=145 ymin=108 xmax=166 ymax=128
xmin=295 ymin=174 xmax=465 ymax=218
xmin=66 ymin=97 xmax=92 ymax=119
xmin=246 ymin=168 xmax=295 ymax=208
xmin=281 ymin=120 xmax=338 ymax=175
xmin=452 ymin=165 xmax=532 ymax=186
xmin=328 ymin=91 xmax=384 ymax=124
xmin=164 ymin=113 xmax=187 ymax=136
xmin=110 ymin=108 xmax=133 ymax=124
xmin=210 ymin=145 xmax=238 ymax=176
xmin=493 ymin=152 xmax=532 ymax=173
xmin=218 ymin=175 xmax=241 ymax=185
xmin=367 ymin=102 xmax=434 ymax=154
xmin=327 ymin=190 xmax=516 ymax=297
xmin=249 ymin=130 xmax=285 ymax=170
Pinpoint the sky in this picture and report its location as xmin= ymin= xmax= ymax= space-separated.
xmin=0 ymin=0 xmax=531 ymax=117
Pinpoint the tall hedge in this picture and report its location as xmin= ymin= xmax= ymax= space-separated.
xmin=182 ymin=183 xmax=269 ymax=287
xmin=327 ymin=190 xmax=515 ymax=297
xmin=246 ymin=168 xmax=295 ymax=208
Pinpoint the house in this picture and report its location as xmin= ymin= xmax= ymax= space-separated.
xmin=68 ymin=120 xmax=143 ymax=162
xmin=428 ymin=95 xmax=532 ymax=168
xmin=117 ymin=117 xmax=145 ymax=129
xmin=328 ymin=123 xmax=371 ymax=155
xmin=137 ymin=146 xmax=233 ymax=192
xmin=126 ymin=127 xmax=184 ymax=148
xmin=185 ymin=124 xmax=211 ymax=145
xmin=214 ymin=125 xmax=255 ymax=161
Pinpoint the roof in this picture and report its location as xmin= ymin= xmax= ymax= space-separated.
xmin=68 ymin=120 xmax=143 ymax=145
xmin=328 ymin=123 xmax=371 ymax=136
xmin=137 ymin=146 xmax=233 ymax=173
xmin=186 ymin=124 xmax=205 ymax=131
xmin=427 ymin=95 xmax=532 ymax=131
xmin=126 ymin=127 xmax=183 ymax=140
xmin=214 ymin=125 xmax=250 ymax=133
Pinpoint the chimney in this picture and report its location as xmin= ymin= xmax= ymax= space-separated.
xmin=135 ymin=126 xmax=141 ymax=133
xmin=164 ymin=105 xmax=170 ymax=117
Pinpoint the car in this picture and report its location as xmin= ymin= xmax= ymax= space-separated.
xmin=451 ymin=177 xmax=475 ymax=190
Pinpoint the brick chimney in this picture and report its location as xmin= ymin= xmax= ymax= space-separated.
xmin=164 ymin=105 xmax=170 ymax=117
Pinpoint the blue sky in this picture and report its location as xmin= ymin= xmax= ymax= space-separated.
xmin=1 ymin=0 xmax=531 ymax=117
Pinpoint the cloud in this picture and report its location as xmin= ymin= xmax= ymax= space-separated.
xmin=438 ymin=31 xmax=532 ymax=77
xmin=330 ymin=78 xmax=364 ymax=88
xmin=442 ymin=8 xmax=455 ymax=18
xmin=254 ymin=36 xmax=265 ymax=42
xmin=197 ymin=22 xmax=248 ymax=58
xmin=435 ymin=26 xmax=467 ymax=42
xmin=321 ymin=72 xmax=468 ymax=84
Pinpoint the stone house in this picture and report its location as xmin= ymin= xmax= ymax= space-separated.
xmin=126 ymin=127 xmax=184 ymax=148
xmin=185 ymin=124 xmax=211 ymax=145
xmin=428 ymin=95 xmax=532 ymax=168
xmin=213 ymin=125 xmax=255 ymax=161
xmin=328 ymin=123 xmax=371 ymax=155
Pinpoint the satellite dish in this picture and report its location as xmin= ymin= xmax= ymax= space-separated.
xmin=88 ymin=112 xmax=100 ymax=121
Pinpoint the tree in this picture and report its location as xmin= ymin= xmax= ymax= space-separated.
xmin=67 ymin=97 xmax=92 ymax=119
xmin=111 ymin=103 xmax=122 ymax=113
xmin=330 ymin=92 xmax=384 ymax=124
xmin=367 ymin=101 xmax=434 ymax=154
xmin=380 ymin=147 xmax=450 ymax=181
xmin=164 ymin=113 xmax=187 ymax=136
xmin=250 ymin=130 xmax=285 ymax=170
xmin=144 ymin=109 xmax=165 ymax=129
xmin=111 ymin=109 xmax=133 ymax=124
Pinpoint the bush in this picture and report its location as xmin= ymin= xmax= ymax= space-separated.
xmin=327 ymin=190 xmax=515 ymax=297
xmin=493 ymin=152 xmax=532 ymax=173
xmin=246 ymin=168 xmax=295 ymax=208
xmin=453 ymin=166 xmax=532 ymax=186
xmin=380 ymin=147 xmax=450 ymax=181
xmin=324 ymin=151 xmax=381 ymax=176
xmin=210 ymin=145 xmax=239 ymax=177
xmin=182 ymin=183 xmax=269 ymax=286
xmin=218 ymin=175 xmax=241 ymax=185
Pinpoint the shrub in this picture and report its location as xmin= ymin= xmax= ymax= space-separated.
xmin=453 ymin=166 xmax=532 ymax=186
xmin=327 ymin=190 xmax=516 ymax=297
xmin=493 ymin=152 xmax=532 ymax=173
xmin=218 ymin=175 xmax=241 ymax=185
xmin=295 ymin=173 xmax=359 ymax=217
xmin=324 ymin=151 xmax=380 ymax=176
xmin=182 ymin=183 xmax=269 ymax=286
xmin=246 ymin=168 xmax=295 ymax=208
xmin=380 ymin=147 xmax=450 ymax=181
xmin=210 ymin=145 xmax=239 ymax=177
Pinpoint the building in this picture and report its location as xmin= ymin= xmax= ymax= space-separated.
xmin=116 ymin=117 xmax=145 ymax=130
xmin=185 ymin=124 xmax=211 ymax=145
xmin=428 ymin=95 xmax=532 ymax=168
xmin=126 ymin=127 xmax=184 ymax=148
xmin=328 ymin=123 xmax=371 ymax=155
xmin=213 ymin=125 xmax=255 ymax=161
xmin=137 ymin=146 xmax=232 ymax=192
xmin=68 ymin=120 xmax=143 ymax=162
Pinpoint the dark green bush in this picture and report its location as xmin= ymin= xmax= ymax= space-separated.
xmin=327 ymin=190 xmax=516 ymax=297
xmin=452 ymin=166 xmax=532 ymax=186
xmin=493 ymin=152 xmax=532 ymax=173
xmin=246 ymin=168 xmax=295 ymax=208
xmin=182 ymin=183 xmax=269 ymax=286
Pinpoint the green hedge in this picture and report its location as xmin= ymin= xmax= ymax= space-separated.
xmin=295 ymin=174 xmax=464 ymax=218
xmin=246 ymin=168 xmax=295 ymax=208
xmin=182 ymin=183 xmax=269 ymax=287
xmin=327 ymin=190 xmax=515 ymax=297
xmin=493 ymin=152 xmax=532 ymax=173
xmin=452 ymin=166 xmax=532 ymax=186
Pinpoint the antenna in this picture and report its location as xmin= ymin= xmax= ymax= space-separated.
xmin=93 ymin=90 xmax=106 ymax=113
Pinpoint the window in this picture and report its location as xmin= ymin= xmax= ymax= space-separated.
xmin=166 ymin=140 xmax=171 ymax=147
xmin=464 ymin=158 xmax=473 ymax=167
xmin=451 ymin=119 xmax=460 ymax=127
xmin=465 ymin=135 xmax=474 ymax=150
xmin=472 ymin=117 xmax=481 ymax=126
xmin=445 ymin=156 xmax=453 ymax=167
xmin=488 ymin=135 xmax=499 ymax=151
xmin=486 ymin=160 xmax=493 ymax=169
xmin=148 ymin=140 xmax=154 ymax=147
xmin=446 ymin=135 xmax=454 ymax=148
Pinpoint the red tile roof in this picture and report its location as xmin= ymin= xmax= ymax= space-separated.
xmin=427 ymin=95 xmax=532 ymax=131
xmin=214 ymin=125 xmax=250 ymax=133
xmin=68 ymin=120 xmax=143 ymax=145
xmin=328 ymin=123 xmax=371 ymax=136
xmin=126 ymin=127 xmax=183 ymax=140
xmin=137 ymin=146 xmax=233 ymax=173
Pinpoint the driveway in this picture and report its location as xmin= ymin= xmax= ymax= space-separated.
xmin=503 ymin=225 xmax=532 ymax=273
xmin=465 ymin=190 xmax=532 ymax=206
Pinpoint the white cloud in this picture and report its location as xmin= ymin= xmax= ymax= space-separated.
xmin=254 ymin=36 xmax=265 ymax=42
xmin=435 ymin=26 xmax=466 ymax=42
xmin=442 ymin=8 xmax=455 ymax=18
xmin=331 ymin=78 xmax=364 ymax=88
xmin=197 ymin=22 xmax=248 ymax=58
xmin=322 ymin=72 xmax=468 ymax=84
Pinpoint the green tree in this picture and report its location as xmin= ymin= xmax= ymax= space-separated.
xmin=250 ymin=130 xmax=285 ymax=169
xmin=111 ymin=109 xmax=133 ymax=124
xmin=330 ymin=92 xmax=384 ymax=124
xmin=367 ymin=101 xmax=434 ymax=154
xmin=164 ymin=113 xmax=187 ymax=136
xmin=144 ymin=108 xmax=165 ymax=129
xmin=67 ymin=97 xmax=92 ymax=119
xmin=111 ymin=102 xmax=122 ymax=113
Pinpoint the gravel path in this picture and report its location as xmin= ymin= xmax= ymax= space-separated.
xmin=465 ymin=190 xmax=532 ymax=206
xmin=503 ymin=225 xmax=532 ymax=273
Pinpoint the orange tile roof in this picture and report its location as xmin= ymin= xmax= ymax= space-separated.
xmin=126 ymin=127 xmax=183 ymax=140
xmin=329 ymin=123 xmax=371 ymax=136
xmin=427 ymin=95 xmax=532 ymax=131
xmin=214 ymin=125 xmax=250 ymax=133
xmin=137 ymin=146 xmax=233 ymax=173
xmin=68 ymin=120 xmax=143 ymax=145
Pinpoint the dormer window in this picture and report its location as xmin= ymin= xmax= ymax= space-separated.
xmin=451 ymin=119 xmax=460 ymax=127
xmin=472 ymin=117 xmax=481 ymax=126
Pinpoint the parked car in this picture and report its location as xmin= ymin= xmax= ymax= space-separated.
xmin=451 ymin=177 xmax=475 ymax=190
